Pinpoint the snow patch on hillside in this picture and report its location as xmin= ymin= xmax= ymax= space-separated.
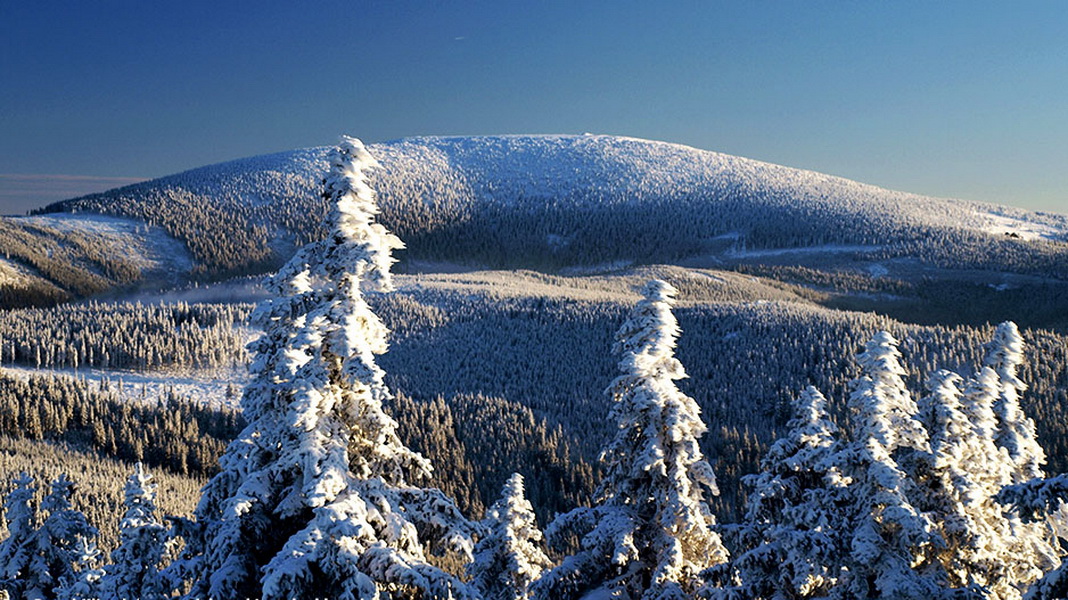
xmin=394 ymin=266 xmax=814 ymax=306
xmin=0 ymin=364 xmax=247 ymax=409
xmin=559 ymin=260 xmax=634 ymax=275
xmin=0 ymin=258 xmax=63 ymax=296
xmin=21 ymin=213 xmax=193 ymax=275
xmin=0 ymin=259 xmax=36 ymax=286
xmin=726 ymin=244 xmax=884 ymax=258
xmin=867 ymin=263 xmax=890 ymax=277
xmin=976 ymin=210 xmax=1068 ymax=242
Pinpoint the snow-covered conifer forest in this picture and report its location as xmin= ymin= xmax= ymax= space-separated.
xmin=1 ymin=135 xmax=1067 ymax=599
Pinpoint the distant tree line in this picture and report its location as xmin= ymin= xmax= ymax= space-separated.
xmin=0 ymin=301 xmax=250 ymax=371
xmin=0 ymin=371 xmax=241 ymax=477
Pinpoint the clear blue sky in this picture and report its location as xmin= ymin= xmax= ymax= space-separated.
xmin=1 ymin=0 xmax=1066 ymax=214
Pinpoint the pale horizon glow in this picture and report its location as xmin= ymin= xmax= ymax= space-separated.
xmin=0 ymin=174 xmax=147 ymax=215
xmin=1 ymin=1 xmax=1066 ymax=216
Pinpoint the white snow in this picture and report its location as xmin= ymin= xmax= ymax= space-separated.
xmin=19 ymin=213 xmax=193 ymax=276
xmin=0 ymin=259 xmax=39 ymax=286
xmin=867 ymin=263 xmax=889 ymax=278
xmin=976 ymin=210 xmax=1068 ymax=242
xmin=725 ymin=244 xmax=884 ymax=258
xmin=558 ymin=260 xmax=634 ymax=275
xmin=0 ymin=364 xmax=247 ymax=409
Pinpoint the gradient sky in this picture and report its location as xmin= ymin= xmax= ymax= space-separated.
xmin=1 ymin=1 xmax=1066 ymax=215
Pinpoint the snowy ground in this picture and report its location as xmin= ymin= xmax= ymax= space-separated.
xmin=724 ymin=244 xmax=884 ymax=258
xmin=123 ymin=276 xmax=266 ymax=305
xmin=0 ymin=364 xmax=247 ymax=410
xmin=976 ymin=210 xmax=1068 ymax=242
xmin=0 ymin=258 xmax=47 ymax=288
xmin=867 ymin=263 xmax=890 ymax=277
xmin=558 ymin=260 xmax=634 ymax=275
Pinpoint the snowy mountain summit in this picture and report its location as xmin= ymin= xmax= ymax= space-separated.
xmin=7 ymin=134 xmax=1066 ymax=298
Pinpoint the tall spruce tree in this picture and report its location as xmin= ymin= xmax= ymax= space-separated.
xmin=985 ymin=322 xmax=1045 ymax=484
xmin=469 ymin=473 xmax=552 ymax=600
xmin=976 ymin=323 xmax=1061 ymax=596
xmin=829 ymin=332 xmax=950 ymax=599
xmin=532 ymin=280 xmax=728 ymax=600
xmin=914 ymin=365 xmax=1060 ymax=600
xmin=180 ymin=136 xmax=479 ymax=600
xmin=960 ymin=367 xmax=1014 ymax=498
xmin=914 ymin=370 xmax=1004 ymax=596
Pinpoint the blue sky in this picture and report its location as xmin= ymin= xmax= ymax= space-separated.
xmin=1 ymin=1 xmax=1066 ymax=214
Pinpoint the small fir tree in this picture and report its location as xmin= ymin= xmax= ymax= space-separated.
xmin=99 ymin=463 xmax=167 ymax=600
xmin=469 ymin=473 xmax=552 ymax=600
xmin=998 ymin=473 xmax=1068 ymax=600
xmin=980 ymin=324 xmax=1061 ymax=590
xmin=914 ymin=370 xmax=998 ymax=595
xmin=55 ymin=536 xmax=104 ymax=600
xmin=24 ymin=475 xmax=98 ymax=600
xmin=532 ymin=280 xmax=728 ymax=600
xmin=0 ymin=474 xmax=38 ymax=597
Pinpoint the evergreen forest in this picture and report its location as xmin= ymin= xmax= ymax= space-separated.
xmin=0 ymin=137 xmax=1066 ymax=599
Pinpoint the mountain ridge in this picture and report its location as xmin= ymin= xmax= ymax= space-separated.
xmin=1 ymin=134 xmax=1065 ymax=305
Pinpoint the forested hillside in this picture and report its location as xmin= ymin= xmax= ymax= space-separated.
xmin=3 ymin=266 xmax=1065 ymax=522
xmin=0 ymin=301 xmax=248 ymax=371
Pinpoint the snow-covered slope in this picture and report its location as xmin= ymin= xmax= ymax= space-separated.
xmin=21 ymin=213 xmax=192 ymax=277
xmin=0 ymin=211 xmax=192 ymax=306
xmin=27 ymin=134 xmax=1068 ymax=288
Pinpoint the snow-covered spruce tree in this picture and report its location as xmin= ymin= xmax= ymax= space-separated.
xmin=98 ymin=463 xmax=167 ymax=600
xmin=984 ymin=322 xmax=1045 ymax=484
xmin=998 ymin=474 xmax=1068 ymax=600
xmin=23 ymin=475 xmax=98 ymax=600
xmin=957 ymin=362 xmax=1061 ymax=598
xmin=469 ymin=473 xmax=552 ymax=600
xmin=0 ymin=473 xmax=37 ymax=597
xmin=532 ymin=280 xmax=728 ymax=600
xmin=828 ymin=332 xmax=954 ymax=599
xmin=181 ymin=136 xmax=479 ymax=600
xmin=960 ymin=367 xmax=1014 ymax=498
xmin=979 ymin=323 xmax=1061 ymax=589
xmin=712 ymin=386 xmax=847 ymax=600
xmin=913 ymin=370 xmax=1020 ymax=598
xmin=55 ymin=536 xmax=104 ymax=600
